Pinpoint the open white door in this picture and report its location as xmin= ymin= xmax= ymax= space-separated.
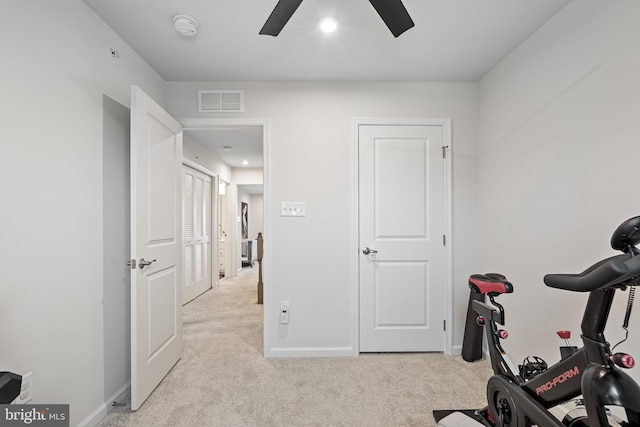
xmin=130 ymin=86 xmax=183 ymax=410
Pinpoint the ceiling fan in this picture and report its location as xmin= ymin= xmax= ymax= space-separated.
xmin=259 ymin=0 xmax=415 ymax=38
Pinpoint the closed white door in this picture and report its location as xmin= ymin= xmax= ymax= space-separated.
xmin=359 ymin=124 xmax=446 ymax=352
xmin=182 ymin=165 xmax=213 ymax=304
xmin=130 ymin=86 xmax=183 ymax=410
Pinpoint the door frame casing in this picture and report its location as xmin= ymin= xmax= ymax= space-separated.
xmin=352 ymin=117 xmax=453 ymax=355
xmin=179 ymin=117 xmax=271 ymax=356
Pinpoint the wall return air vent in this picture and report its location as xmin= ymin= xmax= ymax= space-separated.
xmin=198 ymin=90 xmax=244 ymax=113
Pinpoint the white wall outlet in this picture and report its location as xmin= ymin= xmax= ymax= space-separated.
xmin=280 ymin=301 xmax=290 ymax=324
xmin=280 ymin=201 xmax=305 ymax=217
xmin=12 ymin=371 xmax=33 ymax=404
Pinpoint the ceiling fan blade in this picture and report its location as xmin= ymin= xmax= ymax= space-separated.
xmin=368 ymin=0 xmax=415 ymax=38
xmin=259 ymin=0 xmax=304 ymax=36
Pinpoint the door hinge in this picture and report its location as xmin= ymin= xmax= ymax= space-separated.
xmin=443 ymin=319 xmax=446 ymax=331
xmin=443 ymin=234 xmax=446 ymax=246
xmin=442 ymin=145 xmax=449 ymax=159
xmin=127 ymin=259 xmax=136 ymax=269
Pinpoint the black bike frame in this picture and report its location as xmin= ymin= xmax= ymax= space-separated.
xmin=474 ymin=287 xmax=640 ymax=425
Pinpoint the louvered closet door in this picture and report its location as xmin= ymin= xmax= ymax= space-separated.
xmin=182 ymin=165 xmax=213 ymax=304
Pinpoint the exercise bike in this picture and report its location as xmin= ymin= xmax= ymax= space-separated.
xmin=469 ymin=216 xmax=640 ymax=426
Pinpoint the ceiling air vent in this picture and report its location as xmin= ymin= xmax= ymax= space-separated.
xmin=198 ymin=90 xmax=244 ymax=113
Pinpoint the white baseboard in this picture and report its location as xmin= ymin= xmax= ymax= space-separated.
xmin=265 ymin=347 xmax=358 ymax=358
xmin=77 ymin=382 xmax=130 ymax=427
xmin=267 ymin=346 xmax=468 ymax=358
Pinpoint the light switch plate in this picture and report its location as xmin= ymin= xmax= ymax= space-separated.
xmin=281 ymin=201 xmax=306 ymax=217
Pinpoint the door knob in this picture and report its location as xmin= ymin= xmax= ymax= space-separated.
xmin=139 ymin=258 xmax=157 ymax=268
xmin=362 ymin=247 xmax=378 ymax=255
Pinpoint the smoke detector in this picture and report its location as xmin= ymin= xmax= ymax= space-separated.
xmin=173 ymin=14 xmax=198 ymax=37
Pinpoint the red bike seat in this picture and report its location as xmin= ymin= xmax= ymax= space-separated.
xmin=468 ymin=273 xmax=514 ymax=295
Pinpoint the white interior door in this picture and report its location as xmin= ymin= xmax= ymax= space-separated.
xmin=130 ymin=85 xmax=183 ymax=410
xmin=182 ymin=165 xmax=213 ymax=304
xmin=359 ymin=123 xmax=446 ymax=352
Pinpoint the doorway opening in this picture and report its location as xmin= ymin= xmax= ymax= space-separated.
xmin=218 ymin=179 xmax=228 ymax=279
xmin=181 ymin=117 xmax=271 ymax=355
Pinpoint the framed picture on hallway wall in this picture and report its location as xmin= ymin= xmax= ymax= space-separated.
xmin=241 ymin=202 xmax=248 ymax=239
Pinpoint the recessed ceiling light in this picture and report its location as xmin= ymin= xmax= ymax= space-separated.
xmin=319 ymin=17 xmax=338 ymax=33
xmin=242 ymin=160 xmax=249 ymax=166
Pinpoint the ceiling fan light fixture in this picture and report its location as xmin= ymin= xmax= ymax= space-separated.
xmin=173 ymin=14 xmax=198 ymax=37
xmin=319 ymin=17 xmax=338 ymax=33
xmin=261 ymin=0 xmax=412 ymax=37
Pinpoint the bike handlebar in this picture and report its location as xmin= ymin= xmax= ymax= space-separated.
xmin=544 ymin=253 xmax=640 ymax=292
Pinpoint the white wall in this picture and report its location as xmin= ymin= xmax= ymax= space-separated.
xmin=166 ymin=82 xmax=479 ymax=355
xmin=233 ymin=167 xmax=263 ymax=186
xmin=183 ymin=133 xmax=232 ymax=184
xmin=249 ymin=194 xmax=265 ymax=241
xmin=0 ymin=1 xmax=166 ymax=425
xmin=477 ymin=0 xmax=640 ymax=382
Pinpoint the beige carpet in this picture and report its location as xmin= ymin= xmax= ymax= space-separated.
xmin=99 ymin=268 xmax=493 ymax=427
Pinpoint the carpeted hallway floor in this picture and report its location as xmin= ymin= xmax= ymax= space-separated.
xmin=98 ymin=267 xmax=493 ymax=427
